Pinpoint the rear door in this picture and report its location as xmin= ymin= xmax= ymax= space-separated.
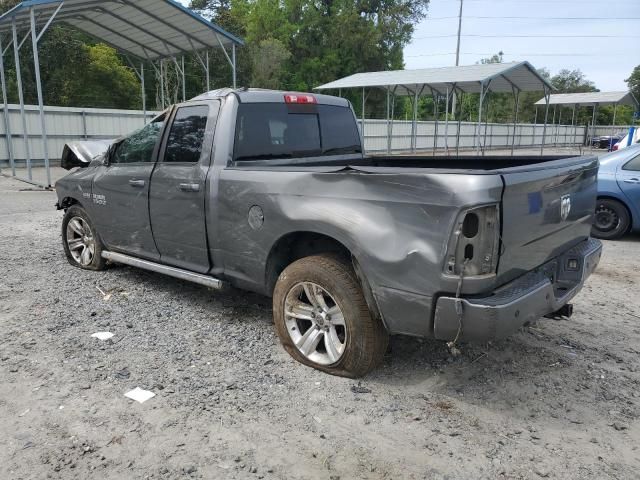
xmin=617 ymin=151 xmax=640 ymax=220
xmin=497 ymin=157 xmax=598 ymax=283
xmin=91 ymin=115 xmax=166 ymax=260
xmin=149 ymin=101 xmax=219 ymax=273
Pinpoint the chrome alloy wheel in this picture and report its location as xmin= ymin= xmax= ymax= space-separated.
xmin=284 ymin=282 xmax=347 ymax=365
xmin=66 ymin=217 xmax=96 ymax=266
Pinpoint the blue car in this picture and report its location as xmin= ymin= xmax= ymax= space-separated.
xmin=593 ymin=144 xmax=640 ymax=239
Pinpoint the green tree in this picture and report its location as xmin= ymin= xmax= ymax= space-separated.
xmin=550 ymin=69 xmax=597 ymax=93
xmin=191 ymin=0 xmax=430 ymax=116
xmin=251 ymin=38 xmax=291 ymax=89
xmin=626 ymin=65 xmax=640 ymax=103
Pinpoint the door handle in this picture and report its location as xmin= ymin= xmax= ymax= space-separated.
xmin=179 ymin=183 xmax=201 ymax=192
xmin=128 ymin=179 xmax=145 ymax=187
xmin=623 ymin=178 xmax=640 ymax=184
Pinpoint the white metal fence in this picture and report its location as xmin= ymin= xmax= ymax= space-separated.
xmin=0 ymin=104 xmax=156 ymax=165
xmin=0 ymin=104 xmax=633 ymax=165
xmin=361 ymin=119 xmax=629 ymax=153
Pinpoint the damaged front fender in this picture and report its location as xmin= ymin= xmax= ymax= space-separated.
xmin=61 ymin=139 xmax=115 ymax=170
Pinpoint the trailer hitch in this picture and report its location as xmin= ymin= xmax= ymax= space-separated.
xmin=545 ymin=303 xmax=573 ymax=320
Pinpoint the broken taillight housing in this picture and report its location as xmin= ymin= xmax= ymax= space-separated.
xmin=444 ymin=204 xmax=500 ymax=277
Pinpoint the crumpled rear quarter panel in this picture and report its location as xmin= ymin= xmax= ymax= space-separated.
xmin=214 ymin=168 xmax=503 ymax=337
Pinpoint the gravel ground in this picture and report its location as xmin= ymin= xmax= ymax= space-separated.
xmin=1 ymin=173 xmax=639 ymax=480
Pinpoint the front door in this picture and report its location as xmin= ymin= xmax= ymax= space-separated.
xmin=149 ymin=102 xmax=218 ymax=273
xmin=91 ymin=114 xmax=166 ymax=261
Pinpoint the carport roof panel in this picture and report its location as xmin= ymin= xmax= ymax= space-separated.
xmin=534 ymin=91 xmax=639 ymax=107
xmin=0 ymin=0 xmax=243 ymax=60
xmin=315 ymin=61 xmax=553 ymax=94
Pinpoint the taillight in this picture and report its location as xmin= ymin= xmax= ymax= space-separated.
xmin=284 ymin=93 xmax=317 ymax=104
xmin=444 ymin=204 xmax=500 ymax=277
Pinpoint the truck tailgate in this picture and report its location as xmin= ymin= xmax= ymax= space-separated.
xmin=497 ymin=157 xmax=598 ymax=284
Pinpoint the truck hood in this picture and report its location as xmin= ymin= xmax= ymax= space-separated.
xmin=61 ymin=139 xmax=115 ymax=170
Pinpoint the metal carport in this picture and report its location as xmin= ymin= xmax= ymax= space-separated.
xmin=0 ymin=0 xmax=244 ymax=187
xmin=534 ymin=91 xmax=639 ymax=152
xmin=315 ymin=61 xmax=554 ymax=157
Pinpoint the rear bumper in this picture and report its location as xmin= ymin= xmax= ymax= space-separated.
xmin=433 ymin=238 xmax=602 ymax=342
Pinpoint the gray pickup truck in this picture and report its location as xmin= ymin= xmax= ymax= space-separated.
xmin=55 ymin=88 xmax=602 ymax=377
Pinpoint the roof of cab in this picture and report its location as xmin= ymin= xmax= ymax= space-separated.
xmin=190 ymin=88 xmax=349 ymax=107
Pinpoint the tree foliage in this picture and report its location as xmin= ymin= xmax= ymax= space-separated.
xmin=626 ymin=65 xmax=640 ymax=103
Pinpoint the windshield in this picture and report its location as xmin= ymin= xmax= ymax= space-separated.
xmin=233 ymin=103 xmax=361 ymax=162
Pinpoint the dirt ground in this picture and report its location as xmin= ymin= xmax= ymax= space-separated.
xmin=1 ymin=172 xmax=639 ymax=480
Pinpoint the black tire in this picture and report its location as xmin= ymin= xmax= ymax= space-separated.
xmin=591 ymin=198 xmax=631 ymax=240
xmin=273 ymin=255 xmax=389 ymax=378
xmin=62 ymin=205 xmax=107 ymax=270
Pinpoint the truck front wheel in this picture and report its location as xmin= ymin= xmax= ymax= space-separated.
xmin=273 ymin=255 xmax=388 ymax=377
xmin=62 ymin=205 xmax=106 ymax=271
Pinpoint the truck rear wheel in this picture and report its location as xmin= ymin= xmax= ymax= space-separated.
xmin=273 ymin=255 xmax=388 ymax=378
xmin=62 ymin=205 xmax=106 ymax=271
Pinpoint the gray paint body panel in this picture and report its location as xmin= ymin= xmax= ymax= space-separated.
xmin=55 ymin=89 xmax=601 ymax=340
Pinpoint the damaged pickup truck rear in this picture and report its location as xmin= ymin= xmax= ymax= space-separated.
xmin=55 ymin=89 xmax=602 ymax=377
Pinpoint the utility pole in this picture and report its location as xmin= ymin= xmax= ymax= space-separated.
xmin=452 ymin=0 xmax=464 ymax=117
xmin=455 ymin=0 xmax=464 ymax=67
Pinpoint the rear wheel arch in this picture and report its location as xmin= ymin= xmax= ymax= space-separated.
xmin=264 ymin=231 xmax=384 ymax=324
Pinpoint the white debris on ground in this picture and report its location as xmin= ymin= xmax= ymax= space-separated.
xmin=123 ymin=387 xmax=155 ymax=404
xmin=90 ymin=332 xmax=114 ymax=341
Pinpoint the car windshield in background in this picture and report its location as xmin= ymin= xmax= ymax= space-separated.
xmin=234 ymin=103 xmax=361 ymax=161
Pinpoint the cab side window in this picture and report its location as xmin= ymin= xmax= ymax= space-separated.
xmin=164 ymin=105 xmax=209 ymax=163
xmin=623 ymin=153 xmax=640 ymax=171
xmin=112 ymin=116 xmax=165 ymax=164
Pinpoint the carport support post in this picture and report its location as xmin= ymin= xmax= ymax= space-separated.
xmin=475 ymin=82 xmax=484 ymax=155
xmin=205 ymin=50 xmax=210 ymax=91
xmin=159 ymin=59 xmax=165 ymax=109
xmin=590 ymin=104 xmax=598 ymax=151
xmin=386 ymin=87 xmax=391 ymax=153
xmin=571 ymin=103 xmax=577 ymax=150
xmin=444 ymin=87 xmax=450 ymax=155
xmin=533 ymin=106 xmax=538 ymax=147
xmin=232 ymin=44 xmax=236 ymax=89
xmin=540 ymin=86 xmax=550 ymax=155
xmin=361 ymin=87 xmax=366 ymax=144
xmin=181 ymin=56 xmax=186 ymax=102
xmin=141 ymin=62 xmax=146 ymax=124
xmin=12 ymin=18 xmax=32 ymax=180
xmin=432 ymin=89 xmax=439 ymax=156
xmin=411 ymin=87 xmax=419 ymax=153
xmin=510 ymin=86 xmax=520 ymax=156
xmin=455 ymin=90 xmax=464 ymax=157
xmin=0 ymin=35 xmax=15 ymax=176
xmin=30 ymin=7 xmax=51 ymax=187
xmin=551 ymin=106 xmax=557 ymax=148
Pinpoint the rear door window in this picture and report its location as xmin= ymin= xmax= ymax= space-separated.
xmin=623 ymin=153 xmax=640 ymax=171
xmin=234 ymin=103 xmax=361 ymax=161
xmin=164 ymin=105 xmax=209 ymax=163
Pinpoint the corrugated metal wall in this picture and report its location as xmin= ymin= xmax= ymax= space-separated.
xmin=360 ymin=119 xmax=595 ymax=153
xmin=0 ymin=104 xmax=157 ymax=163
xmin=0 ymin=104 xmax=631 ymax=163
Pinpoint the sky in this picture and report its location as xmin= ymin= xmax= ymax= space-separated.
xmin=404 ymin=0 xmax=639 ymax=91
xmin=179 ymin=0 xmax=638 ymax=91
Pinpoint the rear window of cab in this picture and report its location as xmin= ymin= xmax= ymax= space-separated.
xmin=233 ymin=103 xmax=361 ymax=162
